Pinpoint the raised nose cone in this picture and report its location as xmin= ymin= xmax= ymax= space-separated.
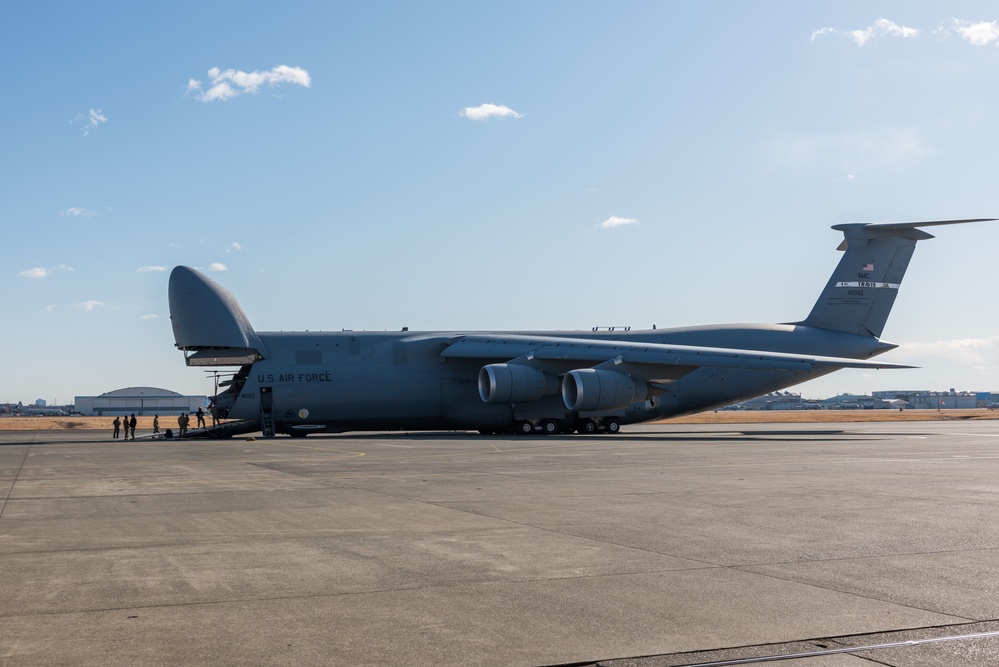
xmin=169 ymin=266 xmax=263 ymax=353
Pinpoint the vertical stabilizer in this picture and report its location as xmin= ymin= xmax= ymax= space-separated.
xmin=798 ymin=219 xmax=993 ymax=338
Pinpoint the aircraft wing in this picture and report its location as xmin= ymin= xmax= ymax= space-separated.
xmin=440 ymin=333 xmax=914 ymax=381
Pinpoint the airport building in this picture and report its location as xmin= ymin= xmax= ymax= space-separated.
xmin=74 ymin=387 xmax=207 ymax=416
xmin=734 ymin=390 xmax=990 ymax=411
xmin=872 ymin=389 xmax=981 ymax=409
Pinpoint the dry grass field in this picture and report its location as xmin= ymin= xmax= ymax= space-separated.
xmin=1 ymin=409 xmax=997 ymax=432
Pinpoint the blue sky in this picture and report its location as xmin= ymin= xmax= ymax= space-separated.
xmin=3 ymin=2 xmax=999 ymax=405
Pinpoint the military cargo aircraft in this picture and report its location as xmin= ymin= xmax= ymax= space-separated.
xmin=169 ymin=219 xmax=992 ymax=437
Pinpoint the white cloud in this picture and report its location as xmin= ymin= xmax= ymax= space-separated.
xmin=19 ymin=265 xmax=73 ymax=279
xmin=71 ymin=109 xmax=108 ymax=137
xmin=43 ymin=305 xmax=56 ymax=313
xmin=75 ymin=300 xmax=105 ymax=313
xmin=227 ymin=242 xmax=242 ymax=253
xmin=951 ymin=19 xmax=999 ymax=46
xmin=900 ymin=336 xmax=999 ymax=366
xmin=140 ymin=314 xmax=162 ymax=320
xmin=136 ymin=265 xmax=168 ymax=273
xmin=812 ymin=18 xmax=920 ymax=46
xmin=60 ymin=207 xmax=96 ymax=218
xmin=460 ymin=103 xmax=524 ymax=121
xmin=764 ymin=126 xmax=931 ymax=173
xmin=600 ymin=216 xmax=639 ymax=229
xmin=207 ymin=262 xmax=228 ymax=272
xmin=186 ymin=65 xmax=311 ymax=102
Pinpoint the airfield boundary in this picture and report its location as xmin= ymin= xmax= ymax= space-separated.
xmin=0 ymin=409 xmax=997 ymax=432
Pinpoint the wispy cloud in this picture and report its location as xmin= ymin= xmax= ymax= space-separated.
xmin=60 ymin=207 xmax=96 ymax=218
xmin=71 ymin=109 xmax=108 ymax=138
xmin=460 ymin=103 xmax=523 ymax=121
xmin=764 ymin=126 xmax=931 ymax=173
xmin=186 ymin=65 xmax=311 ymax=102
xmin=136 ymin=265 xmax=168 ymax=273
xmin=18 ymin=265 xmax=73 ymax=279
xmin=901 ymin=335 xmax=999 ymax=367
xmin=207 ymin=262 xmax=228 ymax=272
xmin=75 ymin=300 xmax=105 ymax=313
xmin=600 ymin=216 xmax=639 ymax=229
xmin=140 ymin=314 xmax=162 ymax=320
xmin=811 ymin=18 xmax=920 ymax=46
xmin=226 ymin=242 xmax=242 ymax=253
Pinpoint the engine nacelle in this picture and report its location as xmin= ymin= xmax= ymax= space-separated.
xmin=561 ymin=368 xmax=650 ymax=413
xmin=478 ymin=363 xmax=559 ymax=404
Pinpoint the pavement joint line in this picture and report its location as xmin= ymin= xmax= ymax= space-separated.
xmin=669 ymin=630 xmax=999 ymax=666
xmin=0 ymin=566 xmax=731 ymax=620
xmin=727 ymin=566 xmax=975 ymax=625
xmin=0 ymin=444 xmax=31 ymax=520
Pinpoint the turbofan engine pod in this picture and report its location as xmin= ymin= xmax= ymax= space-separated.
xmin=478 ymin=363 xmax=558 ymax=404
xmin=562 ymin=368 xmax=649 ymax=412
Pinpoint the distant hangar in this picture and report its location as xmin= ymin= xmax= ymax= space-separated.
xmin=74 ymin=387 xmax=207 ymax=416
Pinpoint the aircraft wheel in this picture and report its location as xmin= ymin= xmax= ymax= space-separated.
xmin=576 ymin=418 xmax=597 ymax=434
xmin=289 ymin=431 xmax=308 ymax=438
xmin=540 ymin=419 xmax=559 ymax=435
xmin=604 ymin=418 xmax=621 ymax=434
xmin=515 ymin=420 xmax=534 ymax=435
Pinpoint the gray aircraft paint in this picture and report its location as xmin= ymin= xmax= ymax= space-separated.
xmin=169 ymin=219 xmax=993 ymax=436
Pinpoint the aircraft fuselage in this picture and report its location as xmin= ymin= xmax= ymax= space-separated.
xmin=217 ymin=324 xmax=890 ymax=435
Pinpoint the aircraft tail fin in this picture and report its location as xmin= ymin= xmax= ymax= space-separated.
xmin=797 ymin=219 xmax=993 ymax=338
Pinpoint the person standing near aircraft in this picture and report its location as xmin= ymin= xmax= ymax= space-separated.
xmin=210 ymin=404 xmax=219 ymax=427
xmin=153 ymin=415 xmax=159 ymax=434
xmin=129 ymin=414 xmax=137 ymax=441
xmin=196 ymin=407 xmax=206 ymax=429
xmin=112 ymin=416 xmax=120 ymax=439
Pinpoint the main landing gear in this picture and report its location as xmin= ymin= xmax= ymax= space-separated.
xmin=507 ymin=417 xmax=622 ymax=435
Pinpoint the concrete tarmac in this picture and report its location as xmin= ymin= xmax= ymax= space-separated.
xmin=2 ymin=421 xmax=999 ymax=666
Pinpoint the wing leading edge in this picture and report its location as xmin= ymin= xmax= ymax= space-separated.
xmin=441 ymin=333 xmax=915 ymax=374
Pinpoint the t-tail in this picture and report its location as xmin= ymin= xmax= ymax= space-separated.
xmin=797 ymin=219 xmax=994 ymax=338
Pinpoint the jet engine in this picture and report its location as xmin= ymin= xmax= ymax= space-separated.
xmin=561 ymin=368 xmax=650 ymax=412
xmin=478 ymin=363 xmax=559 ymax=404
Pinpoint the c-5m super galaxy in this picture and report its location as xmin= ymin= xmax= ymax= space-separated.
xmin=169 ymin=219 xmax=992 ymax=437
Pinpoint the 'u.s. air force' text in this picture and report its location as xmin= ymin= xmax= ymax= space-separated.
xmin=257 ymin=372 xmax=333 ymax=383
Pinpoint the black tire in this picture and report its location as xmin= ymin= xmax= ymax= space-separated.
xmin=577 ymin=418 xmax=597 ymax=434
xmin=515 ymin=420 xmax=534 ymax=435
xmin=604 ymin=418 xmax=621 ymax=434
xmin=541 ymin=419 xmax=559 ymax=435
